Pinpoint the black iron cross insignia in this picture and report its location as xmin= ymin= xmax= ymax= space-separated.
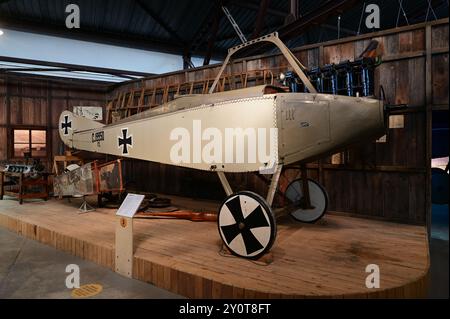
xmin=118 ymin=128 xmax=132 ymax=155
xmin=61 ymin=115 xmax=72 ymax=135
xmin=220 ymin=196 xmax=269 ymax=255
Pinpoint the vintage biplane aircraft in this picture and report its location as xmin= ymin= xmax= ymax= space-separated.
xmin=59 ymin=32 xmax=387 ymax=259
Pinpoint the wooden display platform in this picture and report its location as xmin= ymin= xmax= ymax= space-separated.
xmin=0 ymin=196 xmax=429 ymax=298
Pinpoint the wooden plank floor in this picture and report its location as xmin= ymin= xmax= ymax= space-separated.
xmin=0 ymin=196 xmax=429 ymax=298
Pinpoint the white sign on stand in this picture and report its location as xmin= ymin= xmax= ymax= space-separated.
xmin=116 ymin=193 xmax=145 ymax=218
xmin=115 ymin=194 xmax=145 ymax=278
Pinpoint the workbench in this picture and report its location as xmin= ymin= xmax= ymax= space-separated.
xmin=0 ymin=171 xmax=50 ymax=204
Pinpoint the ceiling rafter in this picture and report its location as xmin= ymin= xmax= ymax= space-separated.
xmin=203 ymin=1 xmax=223 ymax=66
xmin=134 ymin=0 xmax=185 ymax=44
xmin=188 ymin=0 xmax=222 ymax=52
xmin=278 ymin=0 xmax=361 ymax=39
xmin=229 ymin=0 xmax=286 ymax=18
xmin=251 ymin=0 xmax=271 ymax=39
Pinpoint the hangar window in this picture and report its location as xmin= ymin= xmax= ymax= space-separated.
xmin=12 ymin=128 xmax=47 ymax=158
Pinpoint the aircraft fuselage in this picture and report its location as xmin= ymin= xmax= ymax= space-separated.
xmin=59 ymin=85 xmax=385 ymax=173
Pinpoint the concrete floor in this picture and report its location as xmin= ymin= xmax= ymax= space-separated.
xmin=0 ymin=227 xmax=183 ymax=299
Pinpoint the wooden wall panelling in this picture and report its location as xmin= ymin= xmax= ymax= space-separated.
xmin=0 ymin=75 xmax=107 ymax=168
xmin=382 ymin=172 xmax=410 ymax=222
xmin=9 ymin=81 xmax=21 ymax=125
xmin=408 ymin=173 xmax=427 ymax=224
xmin=431 ymin=24 xmax=449 ymax=50
xmin=354 ymin=38 xmax=373 ymax=57
xmin=425 ymin=25 xmax=433 ymax=235
xmin=409 ymin=57 xmax=426 ymax=107
xmin=432 ymin=53 xmax=449 ymax=106
xmin=5 ymin=78 xmax=10 ymax=160
xmin=50 ymin=98 xmax=68 ymax=128
xmin=0 ymin=127 xmax=6 ymax=160
xmin=307 ymin=48 xmax=320 ymax=69
xmin=0 ymin=78 xmax=6 ymax=127
xmin=0 ymin=78 xmax=5 ymax=95
xmin=323 ymin=42 xmax=355 ymax=64
xmin=21 ymin=97 xmax=48 ymax=126
xmin=396 ymin=60 xmax=413 ymax=105
xmin=52 ymin=129 xmax=63 ymax=159
xmin=382 ymin=33 xmax=400 ymax=57
xmin=375 ymin=61 xmax=397 ymax=105
xmin=0 ymin=96 xmax=6 ymax=125
xmin=405 ymin=113 xmax=426 ymax=169
xmin=46 ymin=83 xmax=52 ymax=163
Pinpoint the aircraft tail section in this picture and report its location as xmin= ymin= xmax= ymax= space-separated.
xmin=59 ymin=111 xmax=105 ymax=148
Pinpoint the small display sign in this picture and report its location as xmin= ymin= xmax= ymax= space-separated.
xmin=116 ymin=193 xmax=145 ymax=218
xmin=73 ymin=106 xmax=103 ymax=121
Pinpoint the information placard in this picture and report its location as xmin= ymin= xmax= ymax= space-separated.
xmin=116 ymin=193 xmax=145 ymax=218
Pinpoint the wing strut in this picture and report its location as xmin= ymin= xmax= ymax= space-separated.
xmin=209 ymin=32 xmax=317 ymax=94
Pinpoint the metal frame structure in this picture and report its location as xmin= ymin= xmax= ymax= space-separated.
xmin=209 ymin=32 xmax=317 ymax=94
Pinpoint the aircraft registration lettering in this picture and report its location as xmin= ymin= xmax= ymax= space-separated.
xmin=92 ymin=131 xmax=105 ymax=143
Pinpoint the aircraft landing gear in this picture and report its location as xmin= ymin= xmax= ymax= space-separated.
xmin=216 ymin=167 xmax=281 ymax=259
xmin=284 ymin=164 xmax=328 ymax=223
xmin=218 ymin=191 xmax=277 ymax=259
xmin=285 ymin=178 xmax=328 ymax=223
xmin=216 ymin=164 xmax=328 ymax=259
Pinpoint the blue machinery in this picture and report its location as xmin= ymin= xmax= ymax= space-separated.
xmin=283 ymin=57 xmax=378 ymax=97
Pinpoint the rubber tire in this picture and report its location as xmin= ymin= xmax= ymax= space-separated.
xmin=217 ymin=191 xmax=277 ymax=259
xmin=285 ymin=178 xmax=328 ymax=223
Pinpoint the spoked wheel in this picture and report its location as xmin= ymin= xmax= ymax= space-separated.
xmin=218 ymin=191 xmax=276 ymax=259
xmin=285 ymin=178 xmax=328 ymax=223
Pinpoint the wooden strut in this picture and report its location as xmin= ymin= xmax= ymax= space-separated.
xmin=105 ymin=69 xmax=276 ymax=124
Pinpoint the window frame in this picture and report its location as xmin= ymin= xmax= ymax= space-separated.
xmin=11 ymin=126 xmax=48 ymax=160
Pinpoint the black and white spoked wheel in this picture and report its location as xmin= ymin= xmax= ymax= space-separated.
xmin=218 ymin=191 xmax=276 ymax=259
xmin=285 ymin=179 xmax=328 ymax=223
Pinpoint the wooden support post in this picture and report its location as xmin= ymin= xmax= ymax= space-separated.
xmin=251 ymin=0 xmax=270 ymax=39
xmin=115 ymin=216 xmax=133 ymax=278
xmin=317 ymin=45 xmax=325 ymax=188
xmin=203 ymin=1 xmax=222 ymax=66
xmin=138 ymin=86 xmax=145 ymax=113
xmin=18 ymin=173 xmax=23 ymax=205
xmin=0 ymin=172 xmax=4 ymax=200
xmin=425 ymin=24 xmax=433 ymax=238
xmin=115 ymin=194 xmax=144 ymax=278
xmin=5 ymin=76 xmax=10 ymax=160
xmin=47 ymin=81 xmax=53 ymax=164
xmin=44 ymin=174 xmax=49 ymax=201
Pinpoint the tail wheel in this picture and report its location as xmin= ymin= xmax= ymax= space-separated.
xmin=218 ymin=191 xmax=276 ymax=259
xmin=285 ymin=178 xmax=328 ymax=223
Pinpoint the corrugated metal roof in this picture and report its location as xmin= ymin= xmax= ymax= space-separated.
xmin=0 ymin=0 xmax=448 ymax=59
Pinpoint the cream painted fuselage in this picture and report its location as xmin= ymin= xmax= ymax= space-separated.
xmin=59 ymin=85 xmax=385 ymax=173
